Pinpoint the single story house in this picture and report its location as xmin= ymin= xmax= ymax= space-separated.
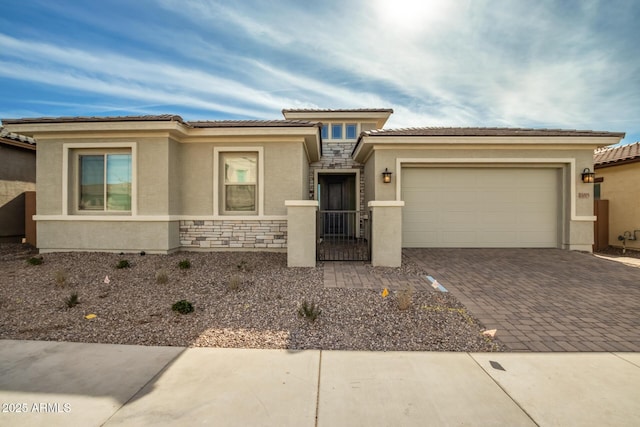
xmin=0 ymin=127 xmax=36 ymax=243
xmin=594 ymin=142 xmax=640 ymax=251
xmin=2 ymin=109 xmax=624 ymax=266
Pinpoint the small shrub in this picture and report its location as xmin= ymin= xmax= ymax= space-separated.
xmin=27 ymin=256 xmax=43 ymax=266
xmin=116 ymin=260 xmax=131 ymax=269
xmin=397 ymin=287 xmax=413 ymax=311
xmin=228 ymin=274 xmax=242 ymax=291
xmin=178 ymin=259 xmax=191 ymax=269
xmin=172 ymin=300 xmax=194 ymax=314
xmin=53 ymin=270 xmax=67 ymax=287
xmin=236 ymin=260 xmax=250 ymax=272
xmin=297 ymin=300 xmax=322 ymax=322
xmin=155 ymin=269 xmax=169 ymax=284
xmin=64 ymin=292 xmax=79 ymax=308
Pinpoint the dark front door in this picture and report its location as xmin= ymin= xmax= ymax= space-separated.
xmin=318 ymin=174 xmax=356 ymax=236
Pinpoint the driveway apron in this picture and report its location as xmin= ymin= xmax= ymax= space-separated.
xmin=404 ymin=248 xmax=640 ymax=352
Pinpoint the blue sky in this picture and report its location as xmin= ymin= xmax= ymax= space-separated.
xmin=1 ymin=0 xmax=639 ymax=144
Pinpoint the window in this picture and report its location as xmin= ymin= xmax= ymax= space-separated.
xmin=346 ymin=123 xmax=357 ymax=139
xmin=79 ymin=153 xmax=131 ymax=211
xmin=223 ymin=153 xmax=257 ymax=213
xmin=321 ymin=125 xmax=328 ymax=139
xmin=331 ymin=124 xmax=343 ymax=139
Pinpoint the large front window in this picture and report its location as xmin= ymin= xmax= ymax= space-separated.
xmin=79 ymin=153 xmax=132 ymax=211
xmin=223 ymin=153 xmax=257 ymax=213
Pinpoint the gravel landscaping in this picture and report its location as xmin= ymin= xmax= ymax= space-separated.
xmin=0 ymin=243 xmax=502 ymax=352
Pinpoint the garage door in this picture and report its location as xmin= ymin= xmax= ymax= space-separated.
xmin=402 ymin=167 xmax=559 ymax=248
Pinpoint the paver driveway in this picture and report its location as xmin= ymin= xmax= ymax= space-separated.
xmin=404 ymin=248 xmax=640 ymax=352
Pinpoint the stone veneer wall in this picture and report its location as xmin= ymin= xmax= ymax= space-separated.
xmin=309 ymin=139 xmax=365 ymax=214
xmin=180 ymin=220 xmax=287 ymax=249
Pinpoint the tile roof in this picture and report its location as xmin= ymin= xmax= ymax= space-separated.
xmin=594 ymin=141 xmax=640 ymax=167
xmin=2 ymin=116 xmax=320 ymax=129
xmin=189 ymin=120 xmax=320 ymax=128
xmin=0 ymin=126 xmax=36 ymax=147
xmin=363 ymin=127 xmax=626 ymax=138
xmin=282 ymin=108 xmax=394 ymax=113
xmin=2 ymin=115 xmax=185 ymax=125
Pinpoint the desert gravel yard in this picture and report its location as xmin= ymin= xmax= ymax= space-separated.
xmin=0 ymin=244 xmax=501 ymax=352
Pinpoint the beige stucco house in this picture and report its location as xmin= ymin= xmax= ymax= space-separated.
xmin=2 ymin=109 xmax=625 ymax=265
xmin=594 ymin=142 xmax=640 ymax=251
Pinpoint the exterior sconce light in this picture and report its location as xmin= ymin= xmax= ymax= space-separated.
xmin=581 ymin=168 xmax=595 ymax=183
xmin=382 ymin=168 xmax=392 ymax=183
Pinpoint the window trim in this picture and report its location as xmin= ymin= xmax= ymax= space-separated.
xmin=213 ymin=147 xmax=264 ymax=216
xmin=63 ymin=142 xmax=137 ymax=216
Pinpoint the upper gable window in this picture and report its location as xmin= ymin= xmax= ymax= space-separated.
xmin=331 ymin=124 xmax=343 ymax=139
xmin=323 ymin=122 xmax=359 ymax=140
xmin=346 ymin=123 xmax=357 ymax=139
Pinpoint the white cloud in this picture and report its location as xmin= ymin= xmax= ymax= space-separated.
xmin=1 ymin=0 xmax=638 ymax=141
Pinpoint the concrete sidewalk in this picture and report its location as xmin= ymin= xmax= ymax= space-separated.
xmin=1 ymin=340 xmax=639 ymax=426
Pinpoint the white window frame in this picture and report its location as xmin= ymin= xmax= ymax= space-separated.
xmin=213 ymin=147 xmax=264 ymax=217
xmin=62 ymin=142 xmax=137 ymax=216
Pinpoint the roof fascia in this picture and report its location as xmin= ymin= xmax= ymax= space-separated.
xmin=3 ymin=120 xmax=189 ymax=139
xmin=352 ymin=134 xmax=624 ymax=163
xmin=594 ymin=157 xmax=640 ymax=169
xmin=282 ymin=110 xmax=392 ymax=128
xmin=0 ymin=138 xmax=36 ymax=150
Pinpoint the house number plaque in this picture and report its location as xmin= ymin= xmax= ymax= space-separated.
xmin=578 ymin=192 xmax=590 ymax=199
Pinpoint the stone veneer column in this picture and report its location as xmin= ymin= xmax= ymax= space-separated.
xmin=285 ymin=200 xmax=318 ymax=267
xmin=368 ymin=201 xmax=405 ymax=267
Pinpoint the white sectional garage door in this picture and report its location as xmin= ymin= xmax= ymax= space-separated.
xmin=402 ymin=167 xmax=559 ymax=248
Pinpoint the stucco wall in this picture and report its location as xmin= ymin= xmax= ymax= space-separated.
xmin=37 ymin=140 xmax=64 ymax=215
xmin=178 ymin=141 xmax=306 ymax=216
xmin=263 ymin=142 xmax=307 ymax=215
xmin=598 ymin=162 xmax=640 ymax=250
xmin=37 ymin=220 xmax=180 ymax=253
xmin=137 ymin=138 xmax=172 ymax=215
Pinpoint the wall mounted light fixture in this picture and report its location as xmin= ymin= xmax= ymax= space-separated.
xmin=581 ymin=168 xmax=595 ymax=183
xmin=382 ymin=168 xmax=392 ymax=183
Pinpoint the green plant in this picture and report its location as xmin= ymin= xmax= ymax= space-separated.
xmin=297 ymin=300 xmax=322 ymax=322
xmin=116 ymin=259 xmax=131 ymax=269
xmin=53 ymin=270 xmax=67 ymax=287
xmin=172 ymin=300 xmax=194 ymax=314
xmin=155 ymin=269 xmax=169 ymax=284
xmin=397 ymin=287 xmax=413 ymax=311
xmin=64 ymin=292 xmax=79 ymax=308
xmin=178 ymin=259 xmax=191 ymax=269
xmin=236 ymin=260 xmax=250 ymax=272
xmin=27 ymin=256 xmax=43 ymax=265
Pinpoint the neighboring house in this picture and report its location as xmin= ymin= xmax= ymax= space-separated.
xmin=594 ymin=142 xmax=640 ymax=251
xmin=1 ymin=110 xmax=624 ymax=264
xmin=0 ymin=127 xmax=36 ymax=243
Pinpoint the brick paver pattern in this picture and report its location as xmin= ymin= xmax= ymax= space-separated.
xmin=404 ymin=248 xmax=640 ymax=352
xmin=323 ymin=249 xmax=640 ymax=352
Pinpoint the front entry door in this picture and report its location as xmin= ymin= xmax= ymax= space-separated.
xmin=318 ymin=174 xmax=356 ymax=236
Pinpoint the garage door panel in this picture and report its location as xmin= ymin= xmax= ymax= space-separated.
xmin=402 ymin=167 xmax=558 ymax=248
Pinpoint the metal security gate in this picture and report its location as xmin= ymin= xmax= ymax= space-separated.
xmin=317 ymin=210 xmax=371 ymax=261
